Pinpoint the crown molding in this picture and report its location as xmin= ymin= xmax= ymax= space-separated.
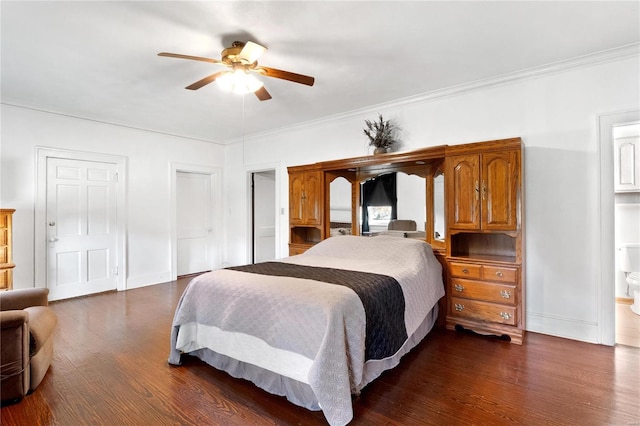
xmin=229 ymin=43 xmax=640 ymax=146
xmin=0 ymin=102 xmax=226 ymax=146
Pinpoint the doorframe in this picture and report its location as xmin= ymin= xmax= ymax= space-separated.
xmin=170 ymin=162 xmax=223 ymax=280
xmin=34 ymin=147 xmax=128 ymax=291
xmin=245 ymin=163 xmax=281 ymax=263
xmin=598 ymin=109 xmax=640 ymax=346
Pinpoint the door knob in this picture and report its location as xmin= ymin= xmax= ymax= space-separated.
xmin=48 ymin=237 xmax=59 ymax=242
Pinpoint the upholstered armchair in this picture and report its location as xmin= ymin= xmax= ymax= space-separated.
xmin=0 ymin=288 xmax=57 ymax=405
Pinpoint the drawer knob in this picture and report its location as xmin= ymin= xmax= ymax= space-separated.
xmin=454 ymin=284 xmax=464 ymax=292
xmin=500 ymin=312 xmax=512 ymax=320
xmin=454 ymin=303 xmax=465 ymax=312
xmin=462 ymin=268 xmax=469 ymax=274
xmin=500 ymin=290 xmax=511 ymax=299
xmin=496 ymin=271 xmax=504 ymax=277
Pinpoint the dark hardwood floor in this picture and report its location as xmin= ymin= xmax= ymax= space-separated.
xmin=2 ymin=277 xmax=639 ymax=425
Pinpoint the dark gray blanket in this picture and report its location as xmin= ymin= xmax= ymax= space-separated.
xmin=227 ymin=262 xmax=408 ymax=360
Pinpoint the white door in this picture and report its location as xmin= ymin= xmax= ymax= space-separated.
xmin=177 ymin=172 xmax=214 ymax=275
xmin=253 ymin=171 xmax=276 ymax=263
xmin=46 ymin=158 xmax=118 ymax=300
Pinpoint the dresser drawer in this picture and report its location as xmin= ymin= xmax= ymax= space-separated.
xmin=482 ymin=265 xmax=518 ymax=283
xmin=450 ymin=297 xmax=517 ymax=325
xmin=449 ymin=262 xmax=482 ymax=279
xmin=289 ymin=244 xmax=310 ymax=256
xmin=449 ymin=261 xmax=518 ymax=284
xmin=450 ymin=278 xmax=517 ymax=305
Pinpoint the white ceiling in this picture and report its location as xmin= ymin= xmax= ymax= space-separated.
xmin=2 ymin=1 xmax=639 ymax=144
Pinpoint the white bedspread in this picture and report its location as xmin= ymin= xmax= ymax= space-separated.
xmin=169 ymin=235 xmax=444 ymax=425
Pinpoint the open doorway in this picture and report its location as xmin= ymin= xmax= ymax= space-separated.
xmin=250 ymin=170 xmax=276 ymax=263
xmin=612 ymin=122 xmax=640 ymax=347
xmin=599 ymin=110 xmax=640 ymax=346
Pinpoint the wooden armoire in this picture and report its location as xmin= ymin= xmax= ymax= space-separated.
xmin=444 ymin=139 xmax=524 ymax=344
xmin=0 ymin=209 xmax=15 ymax=291
xmin=287 ymin=138 xmax=525 ymax=343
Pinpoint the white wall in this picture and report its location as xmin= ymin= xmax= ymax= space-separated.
xmin=1 ymin=105 xmax=225 ymax=290
xmin=224 ymin=55 xmax=639 ymax=344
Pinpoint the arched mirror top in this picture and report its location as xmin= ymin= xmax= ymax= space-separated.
xmin=328 ymin=176 xmax=353 ymax=237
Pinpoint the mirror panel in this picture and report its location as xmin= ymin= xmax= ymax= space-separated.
xmin=358 ymin=172 xmax=427 ymax=238
xmin=433 ymin=172 xmax=445 ymax=241
xmin=329 ymin=177 xmax=352 ymax=236
xmin=396 ymin=172 xmax=426 ymax=232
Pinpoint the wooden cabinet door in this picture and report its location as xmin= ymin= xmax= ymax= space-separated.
xmin=302 ymin=171 xmax=322 ymax=225
xmin=482 ymin=151 xmax=519 ymax=231
xmin=289 ymin=172 xmax=305 ymax=225
xmin=446 ymin=154 xmax=481 ymax=230
xmin=289 ymin=170 xmax=322 ymax=225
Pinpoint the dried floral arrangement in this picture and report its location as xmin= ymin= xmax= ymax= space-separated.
xmin=363 ymin=114 xmax=398 ymax=151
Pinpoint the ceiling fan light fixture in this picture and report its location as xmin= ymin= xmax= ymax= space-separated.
xmin=217 ymin=69 xmax=264 ymax=95
xmin=159 ymin=40 xmax=313 ymax=101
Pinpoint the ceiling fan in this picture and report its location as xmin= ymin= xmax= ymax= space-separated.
xmin=158 ymin=41 xmax=315 ymax=101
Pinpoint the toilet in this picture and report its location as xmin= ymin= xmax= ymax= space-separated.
xmin=619 ymin=243 xmax=640 ymax=315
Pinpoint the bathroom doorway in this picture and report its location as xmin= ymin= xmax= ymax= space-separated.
xmin=613 ymin=122 xmax=640 ymax=347
xmin=599 ymin=110 xmax=639 ymax=346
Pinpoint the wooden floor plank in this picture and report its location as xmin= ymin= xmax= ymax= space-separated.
xmin=2 ymin=277 xmax=638 ymax=425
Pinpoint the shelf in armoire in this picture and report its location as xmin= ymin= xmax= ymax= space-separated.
xmin=448 ymin=254 xmax=517 ymax=264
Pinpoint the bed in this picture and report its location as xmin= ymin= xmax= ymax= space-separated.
xmin=169 ymin=235 xmax=444 ymax=425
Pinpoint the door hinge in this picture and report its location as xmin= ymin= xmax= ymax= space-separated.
xmin=114 ymin=266 xmax=118 ymax=276
xmin=114 ymin=172 xmax=119 ymax=183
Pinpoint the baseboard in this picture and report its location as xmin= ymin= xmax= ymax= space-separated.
xmin=126 ymin=272 xmax=172 ymax=290
xmin=616 ymin=297 xmax=633 ymax=305
xmin=526 ymin=311 xmax=599 ymax=344
xmin=177 ymin=272 xmax=208 ymax=279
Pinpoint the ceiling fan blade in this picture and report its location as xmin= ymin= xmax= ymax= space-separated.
xmin=254 ymin=86 xmax=272 ymax=101
xmin=257 ymin=66 xmax=315 ymax=86
xmin=238 ymin=41 xmax=267 ymax=64
xmin=185 ymin=71 xmax=228 ymax=90
xmin=158 ymin=52 xmax=221 ymax=64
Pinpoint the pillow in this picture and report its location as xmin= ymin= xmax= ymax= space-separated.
xmin=330 ymin=227 xmax=352 ymax=236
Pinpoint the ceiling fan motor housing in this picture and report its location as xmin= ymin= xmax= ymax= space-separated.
xmin=221 ymin=41 xmax=250 ymax=65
